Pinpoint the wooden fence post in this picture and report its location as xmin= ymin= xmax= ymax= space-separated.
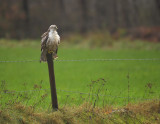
xmin=47 ymin=53 xmax=58 ymax=110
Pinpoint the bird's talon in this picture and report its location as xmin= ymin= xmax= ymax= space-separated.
xmin=48 ymin=51 xmax=53 ymax=54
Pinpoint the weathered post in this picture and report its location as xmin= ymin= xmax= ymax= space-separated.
xmin=46 ymin=53 xmax=58 ymax=110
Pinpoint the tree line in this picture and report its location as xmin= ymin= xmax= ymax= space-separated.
xmin=0 ymin=0 xmax=160 ymax=39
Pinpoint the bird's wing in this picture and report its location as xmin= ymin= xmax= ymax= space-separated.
xmin=57 ymin=34 xmax=60 ymax=45
xmin=41 ymin=31 xmax=49 ymax=51
xmin=41 ymin=30 xmax=49 ymax=38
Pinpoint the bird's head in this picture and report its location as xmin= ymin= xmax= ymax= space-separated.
xmin=49 ymin=25 xmax=58 ymax=31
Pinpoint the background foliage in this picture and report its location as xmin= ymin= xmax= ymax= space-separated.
xmin=0 ymin=0 xmax=160 ymax=39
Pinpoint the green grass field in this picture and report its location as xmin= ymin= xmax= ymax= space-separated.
xmin=0 ymin=39 xmax=160 ymax=108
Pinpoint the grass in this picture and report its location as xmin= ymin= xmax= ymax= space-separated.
xmin=0 ymin=37 xmax=160 ymax=123
xmin=0 ymin=101 xmax=160 ymax=124
xmin=0 ymin=38 xmax=160 ymax=109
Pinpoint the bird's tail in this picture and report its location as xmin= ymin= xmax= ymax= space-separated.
xmin=40 ymin=50 xmax=47 ymax=62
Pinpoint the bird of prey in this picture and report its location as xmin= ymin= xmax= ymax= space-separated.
xmin=40 ymin=25 xmax=60 ymax=62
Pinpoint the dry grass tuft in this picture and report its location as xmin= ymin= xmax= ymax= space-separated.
xmin=126 ymin=100 xmax=160 ymax=115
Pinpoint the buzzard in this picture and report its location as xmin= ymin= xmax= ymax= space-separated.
xmin=40 ymin=25 xmax=60 ymax=62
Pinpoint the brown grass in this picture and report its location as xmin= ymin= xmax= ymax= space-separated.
xmin=0 ymin=100 xmax=160 ymax=124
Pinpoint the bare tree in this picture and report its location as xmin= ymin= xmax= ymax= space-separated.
xmin=156 ymin=0 xmax=160 ymax=14
xmin=79 ymin=0 xmax=88 ymax=32
xmin=22 ymin=0 xmax=29 ymax=23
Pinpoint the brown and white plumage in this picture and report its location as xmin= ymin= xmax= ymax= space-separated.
xmin=40 ymin=25 xmax=60 ymax=62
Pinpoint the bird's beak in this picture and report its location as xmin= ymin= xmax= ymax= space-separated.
xmin=56 ymin=27 xmax=58 ymax=29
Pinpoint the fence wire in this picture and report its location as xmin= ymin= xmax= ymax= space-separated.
xmin=1 ymin=88 xmax=159 ymax=101
xmin=0 ymin=58 xmax=160 ymax=103
xmin=0 ymin=58 xmax=160 ymax=63
xmin=0 ymin=60 xmax=39 ymax=63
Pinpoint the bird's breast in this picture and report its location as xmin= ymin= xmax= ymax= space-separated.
xmin=48 ymin=31 xmax=59 ymax=45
